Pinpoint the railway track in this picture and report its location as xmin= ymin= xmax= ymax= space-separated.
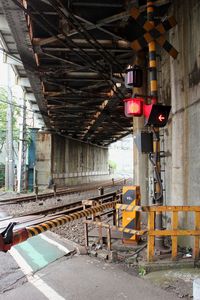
xmin=0 ymin=178 xmax=126 ymax=205
xmin=0 ymin=191 xmax=121 ymax=232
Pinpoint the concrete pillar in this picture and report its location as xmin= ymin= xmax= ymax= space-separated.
xmin=133 ymin=118 xmax=149 ymax=205
xmin=132 ymin=53 xmax=149 ymax=205
xmin=170 ymin=1 xmax=189 ymax=209
xmin=35 ymin=132 xmax=52 ymax=189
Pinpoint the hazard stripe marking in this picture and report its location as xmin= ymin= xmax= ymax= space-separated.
xmin=130 ymin=6 xmax=178 ymax=59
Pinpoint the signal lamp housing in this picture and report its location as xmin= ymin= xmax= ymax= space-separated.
xmin=125 ymin=65 xmax=143 ymax=88
xmin=124 ymin=98 xmax=144 ymax=117
xmin=144 ymin=104 xmax=171 ymax=127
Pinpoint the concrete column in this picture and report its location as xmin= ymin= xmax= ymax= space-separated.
xmin=168 ymin=0 xmax=195 ymax=246
xmin=170 ymin=1 xmax=189 ymax=209
xmin=133 ymin=118 xmax=148 ymax=205
xmin=35 ymin=132 xmax=52 ymax=189
xmin=132 ymin=53 xmax=149 ymax=205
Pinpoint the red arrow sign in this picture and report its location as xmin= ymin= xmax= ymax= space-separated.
xmin=158 ymin=114 xmax=165 ymax=122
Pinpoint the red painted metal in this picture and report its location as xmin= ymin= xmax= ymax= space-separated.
xmin=0 ymin=227 xmax=29 ymax=252
xmin=0 ymin=235 xmax=12 ymax=252
xmin=12 ymin=228 xmax=29 ymax=246
xmin=143 ymin=103 xmax=153 ymax=118
xmin=124 ymin=97 xmax=144 ymax=117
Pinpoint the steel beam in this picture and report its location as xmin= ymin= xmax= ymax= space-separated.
xmin=15 ymin=76 xmax=31 ymax=87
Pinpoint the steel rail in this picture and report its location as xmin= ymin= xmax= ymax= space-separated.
xmin=0 ymin=179 xmax=124 ymax=205
xmin=0 ymin=192 xmax=121 ymax=231
xmin=21 ymin=191 xmax=119 ymax=217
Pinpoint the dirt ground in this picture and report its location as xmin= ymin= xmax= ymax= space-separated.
xmin=0 ymin=187 xmax=199 ymax=299
xmin=144 ymin=267 xmax=200 ymax=299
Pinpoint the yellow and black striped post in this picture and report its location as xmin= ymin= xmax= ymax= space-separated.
xmin=147 ymin=0 xmax=157 ymax=98
xmin=147 ymin=0 xmax=164 ymax=248
xmin=121 ymin=186 xmax=141 ymax=243
xmin=147 ymin=0 xmax=162 ymax=202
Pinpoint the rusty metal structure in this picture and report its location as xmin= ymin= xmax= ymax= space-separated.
xmin=0 ymin=0 xmax=172 ymax=146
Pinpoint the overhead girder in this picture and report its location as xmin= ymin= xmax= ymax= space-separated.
xmin=2 ymin=0 xmax=171 ymax=145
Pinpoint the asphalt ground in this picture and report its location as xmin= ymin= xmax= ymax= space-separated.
xmin=0 ymin=232 xmax=180 ymax=300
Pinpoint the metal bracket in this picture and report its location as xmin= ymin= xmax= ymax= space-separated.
xmin=0 ymin=222 xmax=16 ymax=252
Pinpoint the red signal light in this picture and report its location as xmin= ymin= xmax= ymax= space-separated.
xmin=123 ymin=98 xmax=171 ymax=127
xmin=158 ymin=114 xmax=165 ymax=122
xmin=124 ymin=98 xmax=143 ymax=117
xmin=127 ymin=101 xmax=140 ymax=115
xmin=144 ymin=104 xmax=171 ymax=127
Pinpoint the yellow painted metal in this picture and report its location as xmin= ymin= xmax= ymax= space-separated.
xmin=140 ymin=206 xmax=200 ymax=212
xmin=194 ymin=211 xmax=200 ymax=259
xmin=122 ymin=211 xmax=136 ymax=228
xmin=121 ymin=186 xmax=140 ymax=243
xmin=131 ymin=39 xmax=142 ymax=51
xmin=130 ymin=6 xmax=178 ymax=58
xmin=116 ymin=203 xmax=142 ymax=211
xmin=150 ymin=80 xmax=158 ymax=92
xmin=149 ymin=41 xmax=156 ymax=52
xmin=150 ymin=230 xmax=200 ymax=236
xmin=149 ymin=60 xmax=156 ymax=68
xmin=171 ymin=211 xmax=178 ymax=260
xmin=84 ymin=220 xmax=146 ymax=236
xmin=147 ymin=211 xmax=155 ymax=262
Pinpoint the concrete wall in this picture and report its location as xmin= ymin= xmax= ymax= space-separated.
xmin=158 ymin=0 xmax=200 ymax=240
xmin=35 ymin=132 xmax=52 ymax=187
xmin=36 ymin=132 xmax=109 ymax=188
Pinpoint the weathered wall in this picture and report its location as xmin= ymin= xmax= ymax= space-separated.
xmin=159 ymin=0 xmax=200 ymax=240
xmin=35 ymin=132 xmax=52 ymax=187
xmin=36 ymin=132 xmax=109 ymax=188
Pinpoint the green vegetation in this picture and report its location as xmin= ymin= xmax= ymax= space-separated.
xmin=108 ymin=160 xmax=117 ymax=169
xmin=0 ymin=88 xmax=20 ymax=187
xmin=0 ymin=163 xmax=5 ymax=188
xmin=138 ymin=266 xmax=146 ymax=276
xmin=0 ymin=87 xmax=20 ymax=154
xmin=108 ymin=160 xmax=117 ymax=174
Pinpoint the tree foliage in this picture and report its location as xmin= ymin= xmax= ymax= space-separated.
xmin=0 ymin=87 xmax=20 ymax=153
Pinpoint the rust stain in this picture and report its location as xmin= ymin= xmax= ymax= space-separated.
xmin=189 ymin=60 xmax=200 ymax=87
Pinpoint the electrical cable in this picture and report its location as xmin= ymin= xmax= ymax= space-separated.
xmin=148 ymin=152 xmax=163 ymax=203
xmin=0 ymin=98 xmax=38 ymax=114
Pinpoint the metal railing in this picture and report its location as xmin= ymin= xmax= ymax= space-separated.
xmin=117 ymin=204 xmax=200 ymax=262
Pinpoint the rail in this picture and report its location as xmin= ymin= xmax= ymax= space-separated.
xmin=0 ymin=192 xmax=121 ymax=252
xmin=0 ymin=178 xmax=125 ymax=205
xmin=24 ymin=191 xmax=119 ymax=217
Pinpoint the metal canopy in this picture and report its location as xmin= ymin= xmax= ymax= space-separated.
xmin=1 ymin=0 xmax=171 ymax=146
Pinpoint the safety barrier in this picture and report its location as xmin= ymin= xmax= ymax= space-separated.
xmin=2 ymin=200 xmax=200 ymax=264
xmin=0 ymin=200 xmax=120 ymax=252
xmin=117 ymin=204 xmax=200 ymax=262
xmin=83 ymin=219 xmax=146 ymax=251
xmin=121 ymin=186 xmax=140 ymax=243
xmin=143 ymin=205 xmax=200 ymax=262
